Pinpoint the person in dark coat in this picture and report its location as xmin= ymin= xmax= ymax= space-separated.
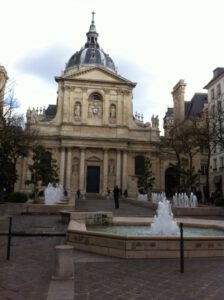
xmin=113 ymin=185 xmax=120 ymax=209
xmin=76 ymin=189 xmax=81 ymax=199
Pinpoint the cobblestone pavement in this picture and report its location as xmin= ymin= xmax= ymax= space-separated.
xmin=74 ymin=256 xmax=224 ymax=300
xmin=0 ymin=215 xmax=66 ymax=300
xmin=1 ymin=202 xmax=224 ymax=299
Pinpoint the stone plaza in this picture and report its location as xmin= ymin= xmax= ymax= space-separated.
xmin=1 ymin=199 xmax=224 ymax=299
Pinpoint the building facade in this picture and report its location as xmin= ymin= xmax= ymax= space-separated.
xmin=15 ymin=14 xmax=172 ymax=200
xmin=163 ymin=80 xmax=208 ymax=199
xmin=204 ymin=68 xmax=224 ymax=196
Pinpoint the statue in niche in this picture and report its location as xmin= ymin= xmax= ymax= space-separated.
xmin=72 ymin=161 xmax=79 ymax=173
xmin=74 ymin=103 xmax=81 ymax=117
xmin=109 ymin=161 xmax=115 ymax=175
xmin=110 ymin=105 xmax=116 ymax=118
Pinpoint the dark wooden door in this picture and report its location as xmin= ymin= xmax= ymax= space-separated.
xmin=86 ymin=166 xmax=100 ymax=193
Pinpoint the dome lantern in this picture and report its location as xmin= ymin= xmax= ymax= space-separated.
xmin=66 ymin=12 xmax=116 ymax=72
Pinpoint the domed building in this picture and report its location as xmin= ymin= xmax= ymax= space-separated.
xmin=16 ymin=13 xmax=170 ymax=200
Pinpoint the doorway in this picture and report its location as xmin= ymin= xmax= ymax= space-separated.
xmin=86 ymin=166 xmax=100 ymax=193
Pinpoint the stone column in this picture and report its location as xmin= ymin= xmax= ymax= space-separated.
xmin=59 ymin=148 xmax=65 ymax=186
xmin=103 ymin=149 xmax=108 ymax=193
xmin=79 ymin=148 xmax=85 ymax=193
xmin=116 ymin=150 xmax=121 ymax=187
xmin=172 ymin=80 xmax=186 ymax=126
xmin=66 ymin=148 xmax=72 ymax=197
xmin=122 ymin=150 xmax=128 ymax=192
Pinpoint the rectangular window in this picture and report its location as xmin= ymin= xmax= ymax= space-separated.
xmin=217 ymin=101 xmax=222 ymax=112
xmin=220 ymin=157 xmax=224 ymax=169
xmin=213 ymin=158 xmax=217 ymax=170
xmin=210 ymin=104 xmax=215 ymax=116
xmin=200 ymin=162 xmax=208 ymax=176
xmin=217 ymin=84 xmax=221 ymax=98
xmin=200 ymin=141 xmax=208 ymax=153
xmin=211 ymin=89 xmax=215 ymax=100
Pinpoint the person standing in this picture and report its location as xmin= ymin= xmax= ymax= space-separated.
xmin=76 ymin=189 xmax=81 ymax=200
xmin=113 ymin=185 xmax=120 ymax=209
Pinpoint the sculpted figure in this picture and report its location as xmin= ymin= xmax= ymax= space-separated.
xmin=74 ymin=103 xmax=81 ymax=117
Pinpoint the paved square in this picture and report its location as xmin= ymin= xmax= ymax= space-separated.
xmin=74 ymin=258 xmax=224 ymax=300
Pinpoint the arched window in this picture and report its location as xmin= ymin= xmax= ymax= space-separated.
xmin=88 ymin=92 xmax=103 ymax=118
xmin=165 ymin=167 xmax=180 ymax=197
xmin=135 ymin=155 xmax=145 ymax=175
xmin=89 ymin=92 xmax=102 ymax=101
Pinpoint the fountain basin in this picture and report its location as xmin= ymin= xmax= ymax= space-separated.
xmin=67 ymin=212 xmax=224 ymax=259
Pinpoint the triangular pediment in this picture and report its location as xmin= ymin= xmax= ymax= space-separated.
xmin=62 ymin=66 xmax=136 ymax=86
xmin=88 ymin=155 xmax=101 ymax=162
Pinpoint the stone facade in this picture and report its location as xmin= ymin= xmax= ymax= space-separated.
xmin=15 ymin=15 xmax=172 ymax=200
xmin=16 ymin=64 xmax=167 ymax=199
xmin=204 ymin=68 xmax=224 ymax=196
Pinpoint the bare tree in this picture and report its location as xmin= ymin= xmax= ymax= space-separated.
xmin=0 ymin=82 xmax=37 ymax=198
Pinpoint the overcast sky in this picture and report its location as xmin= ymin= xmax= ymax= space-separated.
xmin=1 ymin=0 xmax=224 ymax=132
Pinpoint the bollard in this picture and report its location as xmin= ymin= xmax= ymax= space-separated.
xmin=180 ymin=222 xmax=184 ymax=273
xmin=52 ymin=245 xmax=74 ymax=279
xmin=7 ymin=216 xmax=12 ymax=260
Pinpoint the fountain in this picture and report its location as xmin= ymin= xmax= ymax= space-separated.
xmin=44 ymin=183 xmax=64 ymax=205
xmin=67 ymin=198 xmax=224 ymax=259
xmin=150 ymin=198 xmax=179 ymax=236
xmin=172 ymin=192 xmax=198 ymax=208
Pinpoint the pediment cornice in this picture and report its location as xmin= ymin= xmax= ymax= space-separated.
xmin=55 ymin=66 xmax=136 ymax=87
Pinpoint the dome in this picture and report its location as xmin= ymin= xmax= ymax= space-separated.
xmin=66 ymin=13 xmax=116 ymax=72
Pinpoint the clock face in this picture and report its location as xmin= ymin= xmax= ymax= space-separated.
xmin=92 ymin=107 xmax=98 ymax=115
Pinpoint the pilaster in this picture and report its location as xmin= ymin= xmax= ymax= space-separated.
xmin=59 ymin=148 xmax=66 ymax=186
xmin=66 ymin=148 xmax=72 ymax=197
xmin=116 ymin=150 xmax=121 ymax=188
xmin=79 ymin=148 xmax=85 ymax=193
xmin=103 ymin=149 xmax=108 ymax=192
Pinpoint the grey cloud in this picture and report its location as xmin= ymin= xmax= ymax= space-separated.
xmin=15 ymin=43 xmax=74 ymax=83
xmin=15 ymin=47 xmax=154 ymax=115
xmin=115 ymin=56 xmax=153 ymax=111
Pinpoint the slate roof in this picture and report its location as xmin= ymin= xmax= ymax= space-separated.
xmin=164 ymin=93 xmax=207 ymax=119
xmin=45 ymin=104 xmax=56 ymax=117
xmin=204 ymin=67 xmax=224 ymax=89
xmin=66 ymin=14 xmax=116 ymax=72
xmin=165 ymin=107 xmax=173 ymax=117
xmin=185 ymin=93 xmax=207 ymax=118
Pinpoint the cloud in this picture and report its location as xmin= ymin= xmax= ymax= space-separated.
xmin=14 ymin=45 xmax=160 ymax=126
xmin=115 ymin=56 xmax=154 ymax=112
xmin=15 ymin=43 xmax=73 ymax=84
